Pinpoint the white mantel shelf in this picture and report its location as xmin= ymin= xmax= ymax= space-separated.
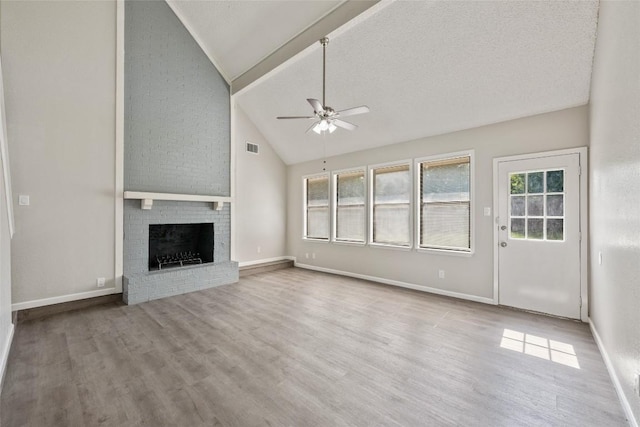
xmin=124 ymin=191 xmax=232 ymax=211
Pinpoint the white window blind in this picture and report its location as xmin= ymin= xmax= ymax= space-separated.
xmin=372 ymin=164 xmax=411 ymax=246
xmin=305 ymin=175 xmax=329 ymax=240
xmin=335 ymin=170 xmax=365 ymax=242
xmin=419 ymin=156 xmax=471 ymax=251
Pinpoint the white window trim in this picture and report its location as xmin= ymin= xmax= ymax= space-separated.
xmin=415 ymin=150 xmax=475 ymax=255
xmin=302 ymin=172 xmax=330 ymax=241
xmin=332 ymin=166 xmax=367 ymax=244
xmin=368 ymin=159 xmax=413 ymax=249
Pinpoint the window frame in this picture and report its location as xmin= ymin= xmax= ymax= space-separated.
xmin=331 ymin=166 xmax=367 ymax=245
xmin=368 ymin=159 xmax=414 ymax=250
xmin=302 ymin=172 xmax=330 ymax=242
xmin=415 ymin=150 xmax=475 ymax=255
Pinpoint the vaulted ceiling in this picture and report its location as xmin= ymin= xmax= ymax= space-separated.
xmin=169 ymin=0 xmax=599 ymax=165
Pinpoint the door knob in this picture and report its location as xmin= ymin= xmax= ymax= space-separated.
xmin=500 ymin=242 xmax=507 ymax=247
xmin=500 ymin=225 xmax=507 ymax=231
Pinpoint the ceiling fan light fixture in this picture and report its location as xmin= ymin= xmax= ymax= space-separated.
xmin=328 ymin=122 xmax=337 ymax=133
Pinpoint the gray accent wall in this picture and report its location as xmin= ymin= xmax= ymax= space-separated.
xmin=589 ymin=1 xmax=640 ymax=423
xmin=125 ymin=0 xmax=230 ymax=196
xmin=124 ymin=0 xmax=237 ymax=304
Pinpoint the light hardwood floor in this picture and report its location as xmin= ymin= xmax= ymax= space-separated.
xmin=1 ymin=268 xmax=627 ymax=426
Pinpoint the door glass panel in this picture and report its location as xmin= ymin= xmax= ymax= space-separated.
xmin=527 ymin=196 xmax=543 ymax=216
xmin=546 ymin=170 xmax=564 ymax=192
xmin=546 ymin=195 xmax=564 ymax=216
xmin=510 ymin=173 xmax=525 ymax=194
xmin=547 ymin=219 xmax=564 ymax=240
xmin=511 ymin=196 xmax=525 ymax=216
xmin=511 ymin=218 xmax=525 ymax=239
xmin=528 ymin=219 xmax=544 ymax=239
xmin=527 ymin=172 xmax=544 ymax=194
xmin=509 ymin=169 xmax=565 ymax=241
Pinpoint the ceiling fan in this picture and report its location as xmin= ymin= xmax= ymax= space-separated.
xmin=277 ymin=37 xmax=370 ymax=134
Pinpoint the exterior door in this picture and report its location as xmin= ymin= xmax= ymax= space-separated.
xmin=497 ymin=152 xmax=582 ymax=319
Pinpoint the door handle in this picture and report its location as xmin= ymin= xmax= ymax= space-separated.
xmin=500 ymin=241 xmax=507 ymax=248
xmin=500 ymin=225 xmax=507 ymax=231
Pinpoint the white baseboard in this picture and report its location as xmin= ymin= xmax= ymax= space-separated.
xmin=238 ymin=256 xmax=295 ymax=268
xmin=0 ymin=322 xmax=14 ymax=394
xmin=11 ymin=288 xmax=120 ymax=312
xmin=589 ymin=318 xmax=638 ymax=427
xmin=294 ymin=262 xmax=495 ymax=305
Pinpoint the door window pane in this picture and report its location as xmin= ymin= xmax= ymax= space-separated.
xmin=511 ymin=218 xmax=525 ymax=239
xmin=546 ymin=195 xmax=564 ymax=216
xmin=510 ymin=173 xmax=525 ymax=194
xmin=527 ymin=172 xmax=544 ymax=193
xmin=546 ymin=170 xmax=564 ymax=192
xmin=511 ymin=196 xmax=525 ymax=216
xmin=527 ymin=196 xmax=543 ymax=216
xmin=528 ymin=219 xmax=544 ymax=239
xmin=547 ymin=219 xmax=564 ymax=240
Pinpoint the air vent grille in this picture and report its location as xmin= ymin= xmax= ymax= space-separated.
xmin=246 ymin=142 xmax=259 ymax=154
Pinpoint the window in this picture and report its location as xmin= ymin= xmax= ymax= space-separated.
xmin=304 ymin=174 xmax=329 ymax=240
xmin=418 ymin=153 xmax=472 ymax=252
xmin=333 ymin=169 xmax=365 ymax=243
xmin=509 ymin=169 xmax=564 ymax=241
xmin=370 ymin=163 xmax=411 ymax=247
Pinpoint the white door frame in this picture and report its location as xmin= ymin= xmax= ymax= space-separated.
xmin=492 ymin=147 xmax=588 ymax=321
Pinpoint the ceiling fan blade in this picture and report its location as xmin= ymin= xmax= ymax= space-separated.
xmin=336 ymin=105 xmax=370 ymax=117
xmin=307 ymin=98 xmax=324 ymax=113
xmin=333 ymin=119 xmax=357 ymax=131
xmin=276 ymin=116 xmax=316 ymax=120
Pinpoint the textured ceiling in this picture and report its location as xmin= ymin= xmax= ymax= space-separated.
xmin=235 ymin=1 xmax=599 ymax=165
xmin=167 ymin=0 xmax=344 ymax=80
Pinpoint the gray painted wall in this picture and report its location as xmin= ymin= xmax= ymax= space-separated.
xmin=124 ymin=0 xmax=236 ymax=304
xmin=287 ymin=106 xmax=589 ymax=300
xmin=234 ymin=105 xmax=287 ymax=263
xmin=125 ymin=0 xmax=230 ymax=196
xmin=1 ymin=1 xmax=116 ymax=305
xmin=589 ymin=1 xmax=640 ymax=423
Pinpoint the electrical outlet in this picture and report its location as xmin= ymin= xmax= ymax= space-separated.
xmin=438 ymin=270 xmax=445 ymax=279
xmin=18 ymin=195 xmax=30 ymax=206
xmin=312 ymin=253 xmax=316 ymax=259
xmin=257 ymin=246 xmax=261 ymax=254
xmin=96 ymin=277 xmax=105 ymax=288
xmin=305 ymin=253 xmax=309 ymax=259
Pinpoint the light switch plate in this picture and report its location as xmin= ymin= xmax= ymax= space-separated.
xmin=484 ymin=207 xmax=491 ymax=216
xmin=18 ymin=195 xmax=30 ymax=206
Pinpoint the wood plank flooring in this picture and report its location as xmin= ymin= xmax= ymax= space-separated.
xmin=0 ymin=268 xmax=627 ymax=426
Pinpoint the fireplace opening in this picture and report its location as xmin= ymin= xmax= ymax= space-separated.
xmin=148 ymin=223 xmax=214 ymax=271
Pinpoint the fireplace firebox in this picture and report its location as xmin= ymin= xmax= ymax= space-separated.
xmin=148 ymin=223 xmax=214 ymax=271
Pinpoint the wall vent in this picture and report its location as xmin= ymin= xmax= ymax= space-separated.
xmin=246 ymin=142 xmax=259 ymax=154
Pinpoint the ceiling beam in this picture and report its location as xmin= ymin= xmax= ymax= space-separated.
xmin=231 ymin=0 xmax=380 ymax=95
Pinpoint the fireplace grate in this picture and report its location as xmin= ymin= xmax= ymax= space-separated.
xmin=156 ymin=251 xmax=203 ymax=270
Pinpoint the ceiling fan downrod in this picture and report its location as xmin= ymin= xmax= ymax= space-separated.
xmin=321 ymin=37 xmax=329 ymax=108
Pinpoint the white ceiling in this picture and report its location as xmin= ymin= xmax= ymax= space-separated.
xmin=173 ymin=1 xmax=600 ymax=165
xmin=167 ymin=0 xmax=345 ymax=80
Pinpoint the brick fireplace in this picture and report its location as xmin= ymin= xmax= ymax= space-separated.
xmin=122 ymin=0 xmax=238 ymax=305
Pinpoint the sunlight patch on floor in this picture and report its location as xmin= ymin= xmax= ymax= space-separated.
xmin=500 ymin=329 xmax=580 ymax=369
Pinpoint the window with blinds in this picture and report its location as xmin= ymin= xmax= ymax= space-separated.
xmin=418 ymin=155 xmax=471 ymax=251
xmin=371 ymin=163 xmax=411 ymax=246
xmin=304 ymin=175 xmax=329 ymax=240
xmin=334 ymin=169 xmax=365 ymax=243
